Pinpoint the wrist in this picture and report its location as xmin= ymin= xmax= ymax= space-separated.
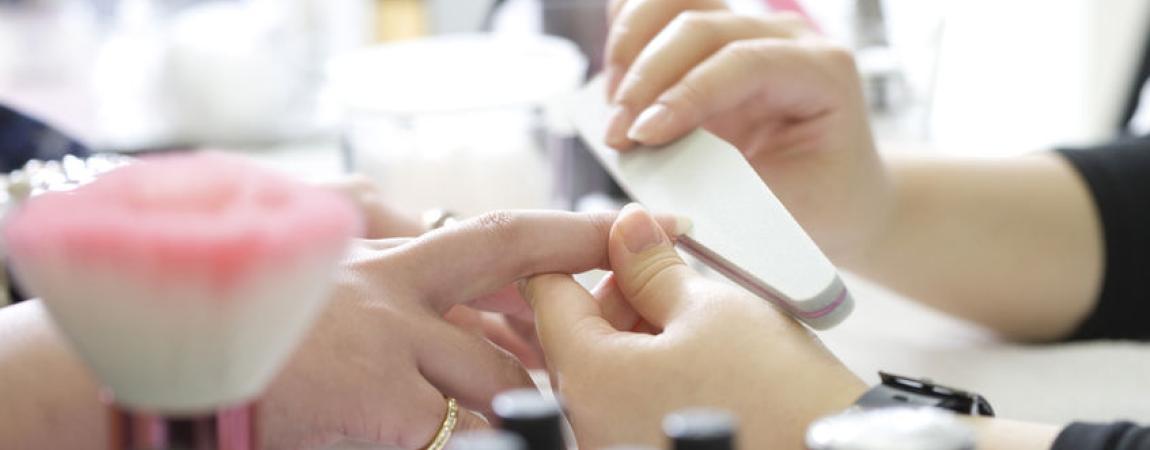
xmin=790 ymin=371 xmax=870 ymax=449
xmin=834 ymin=157 xmax=900 ymax=272
xmin=959 ymin=416 xmax=1059 ymax=450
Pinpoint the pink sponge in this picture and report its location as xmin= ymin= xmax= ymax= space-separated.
xmin=5 ymin=152 xmax=362 ymax=295
xmin=3 ymin=152 xmax=362 ymax=412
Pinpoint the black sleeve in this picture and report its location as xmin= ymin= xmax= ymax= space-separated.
xmin=1054 ymin=422 xmax=1150 ymax=449
xmin=1055 ymin=135 xmax=1150 ymax=341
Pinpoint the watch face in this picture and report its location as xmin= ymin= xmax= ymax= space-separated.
xmin=805 ymin=407 xmax=976 ymax=450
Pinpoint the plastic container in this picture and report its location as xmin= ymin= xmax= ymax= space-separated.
xmin=325 ymin=33 xmax=587 ymax=216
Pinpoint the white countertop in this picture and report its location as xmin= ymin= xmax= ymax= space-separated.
xmin=823 ymin=273 xmax=1150 ymax=425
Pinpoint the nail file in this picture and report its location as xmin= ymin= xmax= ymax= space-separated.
xmin=569 ymin=76 xmax=852 ymax=329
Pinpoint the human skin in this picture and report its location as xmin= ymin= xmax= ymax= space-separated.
xmin=603 ymin=0 xmax=1102 ymax=342
xmin=0 ymin=210 xmax=685 ymax=449
xmin=527 ymin=204 xmax=1059 ymax=449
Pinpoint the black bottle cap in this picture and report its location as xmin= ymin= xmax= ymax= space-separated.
xmin=663 ymin=408 xmax=737 ymax=450
xmin=447 ymin=430 xmax=527 ymax=450
xmin=492 ymin=388 xmax=565 ymax=450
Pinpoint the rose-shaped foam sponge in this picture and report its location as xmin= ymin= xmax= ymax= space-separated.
xmin=4 ymin=152 xmax=362 ymax=413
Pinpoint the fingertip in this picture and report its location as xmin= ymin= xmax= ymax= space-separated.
xmin=613 ymin=203 xmax=671 ymax=254
xmin=608 ymin=204 xmax=692 ymax=326
xmin=671 ymin=214 xmax=693 ymax=236
xmin=604 ymin=105 xmax=638 ymax=150
xmin=650 ymin=213 xmax=692 ymax=238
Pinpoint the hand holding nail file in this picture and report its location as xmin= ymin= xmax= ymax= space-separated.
xmin=571 ymin=76 xmax=853 ymax=329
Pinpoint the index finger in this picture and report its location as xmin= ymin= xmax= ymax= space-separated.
xmin=379 ymin=210 xmax=686 ymax=314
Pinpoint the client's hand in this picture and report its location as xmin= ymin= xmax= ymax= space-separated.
xmin=321 ymin=176 xmax=545 ymax=368
xmin=526 ymin=205 xmax=865 ymax=449
xmin=604 ymin=1 xmax=889 ymax=261
xmin=265 ymin=210 xmax=685 ymax=449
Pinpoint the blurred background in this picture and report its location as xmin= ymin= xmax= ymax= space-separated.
xmin=2 ymin=0 xmax=1149 ymax=216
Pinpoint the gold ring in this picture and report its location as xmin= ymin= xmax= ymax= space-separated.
xmin=424 ymin=397 xmax=458 ymax=450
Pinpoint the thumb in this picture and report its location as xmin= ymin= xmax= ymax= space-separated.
xmin=609 ymin=203 xmax=696 ymax=329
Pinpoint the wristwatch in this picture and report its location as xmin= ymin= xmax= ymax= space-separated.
xmin=805 ymin=372 xmax=993 ymax=450
xmin=856 ymin=372 xmax=995 ymax=416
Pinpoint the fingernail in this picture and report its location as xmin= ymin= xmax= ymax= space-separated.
xmin=618 ymin=203 xmax=665 ymax=253
xmin=604 ymin=105 xmax=635 ymax=149
xmin=627 ymin=104 xmax=673 ymax=143
xmin=673 ymin=215 xmax=694 ymax=236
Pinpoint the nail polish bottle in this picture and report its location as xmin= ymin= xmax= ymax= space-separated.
xmin=493 ymin=389 xmax=567 ymax=450
xmin=663 ymin=408 xmax=737 ymax=450
xmin=448 ymin=430 xmax=527 ymax=450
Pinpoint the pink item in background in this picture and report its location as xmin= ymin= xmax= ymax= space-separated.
xmin=4 ymin=152 xmax=361 ymax=450
xmin=762 ymin=0 xmax=823 ymax=33
xmin=6 ymin=152 xmax=362 ymax=294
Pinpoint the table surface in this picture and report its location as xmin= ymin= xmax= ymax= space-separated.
xmin=823 ymin=273 xmax=1150 ymax=425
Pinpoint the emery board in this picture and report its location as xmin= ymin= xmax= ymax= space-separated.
xmin=570 ymin=77 xmax=852 ymax=329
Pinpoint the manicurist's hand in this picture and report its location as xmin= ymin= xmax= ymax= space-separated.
xmin=604 ymin=1 xmax=890 ymax=260
xmin=525 ymin=204 xmax=866 ymax=449
xmin=605 ymin=2 xmax=1107 ymax=343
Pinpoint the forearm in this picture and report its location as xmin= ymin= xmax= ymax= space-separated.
xmin=845 ymin=154 xmax=1103 ymax=341
xmin=964 ymin=416 xmax=1060 ymax=450
xmin=0 ymin=301 xmax=104 ymax=448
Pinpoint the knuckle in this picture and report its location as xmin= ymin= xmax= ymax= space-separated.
xmin=722 ymin=38 xmax=767 ymax=63
xmin=488 ymin=349 xmax=533 ymax=389
xmin=626 ymin=251 xmax=685 ymax=300
xmin=673 ymin=10 xmax=719 ymax=38
xmin=614 ymin=90 xmax=647 ymax=114
xmin=770 ymin=11 xmax=806 ymax=30
xmin=585 ymin=213 xmax=615 ymax=267
xmin=666 ymin=80 xmax=707 ymax=114
xmin=816 ymin=43 xmax=858 ymax=72
xmin=472 ymin=210 xmax=519 ymax=242
xmin=395 ymin=407 xmax=444 ymax=449
xmin=462 ymin=210 xmax=527 ymax=275
xmin=605 ymin=22 xmax=639 ymax=63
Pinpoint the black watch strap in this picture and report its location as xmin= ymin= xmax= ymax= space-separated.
xmin=855 ymin=372 xmax=995 ymax=417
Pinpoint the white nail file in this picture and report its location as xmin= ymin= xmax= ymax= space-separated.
xmin=570 ymin=77 xmax=852 ymax=329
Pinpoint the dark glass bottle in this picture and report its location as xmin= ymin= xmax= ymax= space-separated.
xmin=492 ymin=388 xmax=566 ymax=450
xmin=663 ymin=408 xmax=737 ymax=450
xmin=447 ymin=430 xmax=527 ymax=450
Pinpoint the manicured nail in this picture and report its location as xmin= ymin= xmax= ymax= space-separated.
xmin=627 ymin=104 xmax=672 ymax=143
xmin=673 ymin=215 xmax=694 ymax=236
xmin=618 ymin=203 xmax=665 ymax=253
xmin=604 ymin=105 xmax=635 ymax=149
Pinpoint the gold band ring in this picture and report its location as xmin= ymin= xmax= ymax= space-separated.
xmin=424 ymin=397 xmax=458 ymax=450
